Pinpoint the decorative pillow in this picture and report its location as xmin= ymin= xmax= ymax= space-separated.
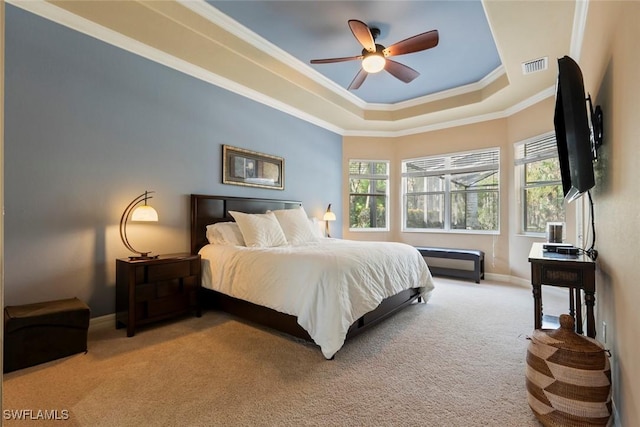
xmin=229 ymin=211 xmax=288 ymax=247
xmin=308 ymin=217 xmax=324 ymax=239
xmin=206 ymin=222 xmax=246 ymax=246
xmin=271 ymin=207 xmax=320 ymax=245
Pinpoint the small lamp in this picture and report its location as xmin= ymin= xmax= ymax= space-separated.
xmin=323 ymin=204 xmax=336 ymax=238
xmin=119 ymin=190 xmax=159 ymax=260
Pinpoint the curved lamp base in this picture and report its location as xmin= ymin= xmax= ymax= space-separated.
xmin=128 ymin=253 xmax=159 ymax=261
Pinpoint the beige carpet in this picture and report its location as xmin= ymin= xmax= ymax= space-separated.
xmin=2 ymin=278 xmax=557 ymax=426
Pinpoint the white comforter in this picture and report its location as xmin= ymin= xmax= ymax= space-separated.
xmin=199 ymin=239 xmax=435 ymax=358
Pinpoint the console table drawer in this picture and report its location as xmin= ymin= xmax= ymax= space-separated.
xmin=541 ymin=266 xmax=582 ymax=286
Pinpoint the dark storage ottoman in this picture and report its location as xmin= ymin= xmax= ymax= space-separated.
xmin=4 ymin=297 xmax=90 ymax=373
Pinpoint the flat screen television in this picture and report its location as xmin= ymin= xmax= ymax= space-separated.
xmin=553 ymin=55 xmax=603 ymax=203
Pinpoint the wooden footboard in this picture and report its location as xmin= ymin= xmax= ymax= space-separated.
xmin=200 ymin=288 xmax=312 ymax=341
xmin=347 ymin=287 xmax=422 ymax=339
xmin=199 ymin=287 xmax=422 ymax=344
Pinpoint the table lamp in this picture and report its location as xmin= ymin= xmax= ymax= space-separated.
xmin=323 ymin=204 xmax=336 ymax=238
xmin=119 ymin=190 xmax=159 ymax=260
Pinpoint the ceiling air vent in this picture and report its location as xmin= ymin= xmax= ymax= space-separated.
xmin=522 ymin=57 xmax=548 ymax=75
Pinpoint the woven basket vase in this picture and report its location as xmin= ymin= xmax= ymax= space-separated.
xmin=526 ymin=314 xmax=611 ymax=426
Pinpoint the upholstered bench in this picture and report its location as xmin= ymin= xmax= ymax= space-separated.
xmin=4 ymin=297 xmax=90 ymax=373
xmin=416 ymin=247 xmax=485 ymax=283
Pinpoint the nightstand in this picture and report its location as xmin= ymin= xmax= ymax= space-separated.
xmin=116 ymin=253 xmax=201 ymax=337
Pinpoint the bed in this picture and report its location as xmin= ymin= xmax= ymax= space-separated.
xmin=190 ymin=194 xmax=435 ymax=358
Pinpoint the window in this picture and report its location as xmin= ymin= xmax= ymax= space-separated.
xmin=515 ymin=132 xmax=565 ymax=233
xmin=402 ymin=148 xmax=500 ymax=232
xmin=349 ymin=160 xmax=389 ymax=230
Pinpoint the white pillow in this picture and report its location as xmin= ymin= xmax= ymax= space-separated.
xmin=308 ymin=217 xmax=324 ymax=239
xmin=206 ymin=222 xmax=246 ymax=246
xmin=271 ymin=207 xmax=319 ymax=245
xmin=229 ymin=211 xmax=288 ymax=247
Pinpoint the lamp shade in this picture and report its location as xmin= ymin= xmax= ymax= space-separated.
xmin=131 ymin=205 xmax=158 ymax=222
xmin=323 ymin=211 xmax=336 ymax=222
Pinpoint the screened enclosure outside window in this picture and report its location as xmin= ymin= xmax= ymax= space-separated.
xmin=402 ymin=148 xmax=500 ymax=232
xmin=515 ymin=132 xmax=565 ymax=233
xmin=349 ymin=160 xmax=389 ymax=230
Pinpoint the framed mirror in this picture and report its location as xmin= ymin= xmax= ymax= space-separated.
xmin=222 ymin=145 xmax=284 ymax=190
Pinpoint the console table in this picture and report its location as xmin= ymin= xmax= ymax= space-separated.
xmin=528 ymin=242 xmax=596 ymax=338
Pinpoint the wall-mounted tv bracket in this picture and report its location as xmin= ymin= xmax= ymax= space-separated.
xmin=587 ymin=94 xmax=603 ymax=160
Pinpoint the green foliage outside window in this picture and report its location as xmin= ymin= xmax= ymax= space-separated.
xmin=349 ymin=161 xmax=388 ymax=229
xmin=524 ymin=158 xmax=564 ymax=232
xmin=450 ymin=171 xmax=499 ymax=230
xmin=405 ymin=194 xmax=444 ymax=229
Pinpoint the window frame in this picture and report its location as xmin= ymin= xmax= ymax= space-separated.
xmin=514 ymin=131 xmax=565 ymax=235
xmin=348 ymin=159 xmax=390 ymax=232
xmin=401 ymin=147 xmax=501 ymax=234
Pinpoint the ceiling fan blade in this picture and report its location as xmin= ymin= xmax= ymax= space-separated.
xmin=383 ymin=30 xmax=439 ymax=57
xmin=348 ymin=68 xmax=368 ymax=90
xmin=348 ymin=19 xmax=376 ymax=52
xmin=310 ymin=55 xmax=363 ymax=64
xmin=384 ymin=59 xmax=420 ymax=83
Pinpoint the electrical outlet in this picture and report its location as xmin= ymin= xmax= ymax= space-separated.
xmin=602 ymin=321 xmax=607 ymax=343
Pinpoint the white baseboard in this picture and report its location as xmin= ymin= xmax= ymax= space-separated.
xmin=484 ymin=272 xmax=505 ymax=282
xmin=508 ymin=275 xmax=531 ymax=288
xmin=89 ymin=313 xmax=115 ymax=332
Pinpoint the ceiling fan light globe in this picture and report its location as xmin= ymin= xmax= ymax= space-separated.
xmin=362 ymin=54 xmax=386 ymax=73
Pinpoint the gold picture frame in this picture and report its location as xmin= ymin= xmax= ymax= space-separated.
xmin=222 ymin=145 xmax=284 ymax=190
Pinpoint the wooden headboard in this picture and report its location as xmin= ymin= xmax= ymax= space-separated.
xmin=190 ymin=194 xmax=302 ymax=255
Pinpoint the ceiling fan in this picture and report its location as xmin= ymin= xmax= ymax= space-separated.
xmin=310 ymin=19 xmax=439 ymax=90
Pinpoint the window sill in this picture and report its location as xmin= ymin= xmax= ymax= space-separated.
xmin=515 ymin=233 xmax=546 ymax=239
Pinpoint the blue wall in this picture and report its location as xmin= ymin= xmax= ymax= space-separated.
xmin=4 ymin=5 xmax=342 ymax=316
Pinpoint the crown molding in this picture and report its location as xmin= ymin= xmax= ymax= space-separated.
xmin=182 ymin=0 xmax=509 ymax=114
xmin=178 ymin=0 xmax=367 ymax=108
xmin=367 ymin=65 xmax=506 ymax=111
xmin=570 ymin=0 xmax=590 ymax=61
xmin=7 ymin=0 xmax=345 ymax=135
xmin=7 ymin=0 xmax=559 ymax=138
xmin=345 ymin=86 xmax=555 ymax=138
